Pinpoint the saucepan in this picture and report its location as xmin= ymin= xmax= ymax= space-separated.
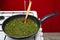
xmin=0 ymin=12 xmax=57 ymax=39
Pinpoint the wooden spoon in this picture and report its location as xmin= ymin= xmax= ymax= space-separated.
xmin=23 ymin=1 xmax=32 ymax=24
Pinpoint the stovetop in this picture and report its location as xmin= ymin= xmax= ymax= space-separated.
xmin=0 ymin=11 xmax=44 ymax=40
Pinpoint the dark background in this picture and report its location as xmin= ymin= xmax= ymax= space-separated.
xmin=0 ymin=0 xmax=60 ymax=32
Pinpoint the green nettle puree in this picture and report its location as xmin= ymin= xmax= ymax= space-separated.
xmin=4 ymin=18 xmax=38 ymax=38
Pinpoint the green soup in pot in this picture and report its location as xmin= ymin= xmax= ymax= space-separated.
xmin=4 ymin=18 xmax=38 ymax=38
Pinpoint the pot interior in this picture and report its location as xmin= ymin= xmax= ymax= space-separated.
xmin=2 ymin=15 xmax=40 ymax=38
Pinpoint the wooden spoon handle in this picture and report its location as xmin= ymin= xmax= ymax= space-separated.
xmin=25 ymin=1 xmax=32 ymax=20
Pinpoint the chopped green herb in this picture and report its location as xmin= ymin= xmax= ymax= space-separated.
xmin=4 ymin=18 xmax=38 ymax=38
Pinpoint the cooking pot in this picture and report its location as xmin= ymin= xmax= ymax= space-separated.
xmin=0 ymin=12 xmax=57 ymax=39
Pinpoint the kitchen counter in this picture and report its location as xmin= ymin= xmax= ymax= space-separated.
xmin=43 ymin=33 xmax=60 ymax=40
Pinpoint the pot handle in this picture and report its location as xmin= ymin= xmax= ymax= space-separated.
xmin=0 ymin=16 xmax=4 ymax=20
xmin=40 ymin=12 xmax=58 ymax=23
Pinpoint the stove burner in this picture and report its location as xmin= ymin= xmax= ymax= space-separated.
xmin=0 ymin=11 xmax=44 ymax=40
xmin=0 ymin=16 xmax=4 ymax=20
